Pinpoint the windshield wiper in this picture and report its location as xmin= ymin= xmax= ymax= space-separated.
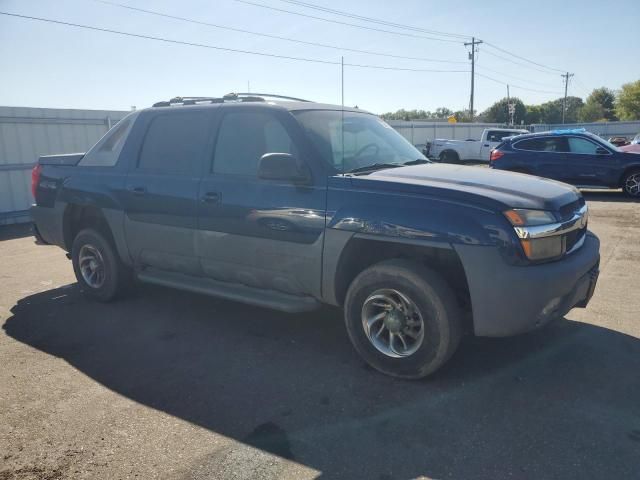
xmin=403 ymin=159 xmax=431 ymax=165
xmin=345 ymin=163 xmax=403 ymax=174
xmin=346 ymin=159 xmax=431 ymax=174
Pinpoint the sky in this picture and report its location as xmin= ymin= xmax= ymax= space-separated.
xmin=1 ymin=0 xmax=639 ymax=115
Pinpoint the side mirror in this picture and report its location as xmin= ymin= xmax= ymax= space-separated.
xmin=258 ymin=153 xmax=311 ymax=184
xmin=595 ymin=147 xmax=609 ymax=155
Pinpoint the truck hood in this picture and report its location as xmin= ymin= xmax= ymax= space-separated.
xmin=362 ymin=163 xmax=580 ymax=211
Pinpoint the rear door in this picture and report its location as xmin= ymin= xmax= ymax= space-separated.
xmin=512 ymin=136 xmax=569 ymax=181
xmin=564 ymin=136 xmax=618 ymax=187
xmin=123 ymin=109 xmax=213 ymax=274
xmin=196 ymin=106 xmax=326 ymax=297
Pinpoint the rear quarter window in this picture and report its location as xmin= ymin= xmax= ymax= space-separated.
xmin=79 ymin=117 xmax=134 ymax=167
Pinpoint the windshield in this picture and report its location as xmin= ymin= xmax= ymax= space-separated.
xmin=293 ymin=110 xmax=426 ymax=172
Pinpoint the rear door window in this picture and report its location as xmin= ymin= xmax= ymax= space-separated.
xmin=138 ymin=112 xmax=210 ymax=175
xmin=514 ymin=137 xmax=568 ymax=153
xmin=212 ymin=111 xmax=298 ymax=176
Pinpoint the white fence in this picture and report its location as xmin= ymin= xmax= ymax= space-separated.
xmin=387 ymin=121 xmax=504 ymax=144
xmin=390 ymin=119 xmax=640 ymax=145
xmin=0 ymin=106 xmax=129 ymax=224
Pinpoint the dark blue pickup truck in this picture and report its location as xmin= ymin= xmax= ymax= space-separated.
xmin=31 ymin=94 xmax=600 ymax=378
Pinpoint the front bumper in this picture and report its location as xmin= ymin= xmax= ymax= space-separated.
xmin=454 ymin=232 xmax=600 ymax=337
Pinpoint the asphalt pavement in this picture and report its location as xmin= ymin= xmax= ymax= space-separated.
xmin=1 ymin=192 xmax=639 ymax=480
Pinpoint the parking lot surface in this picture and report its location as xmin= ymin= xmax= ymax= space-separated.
xmin=1 ymin=192 xmax=639 ymax=480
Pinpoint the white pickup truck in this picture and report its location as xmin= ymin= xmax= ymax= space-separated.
xmin=427 ymin=128 xmax=528 ymax=163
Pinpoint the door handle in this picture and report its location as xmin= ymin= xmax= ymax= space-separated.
xmin=129 ymin=186 xmax=147 ymax=196
xmin=202 ymin=191 xmax=221 ymax=203
xmin=483 ymin=143 xmax=490 ymax=147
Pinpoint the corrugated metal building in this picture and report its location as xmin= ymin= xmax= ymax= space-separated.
xmin=0 ymin=106 xmax=128 ymax=224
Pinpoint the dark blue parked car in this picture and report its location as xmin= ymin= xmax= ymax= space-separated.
xmin=489 ymin=129 xmax=640 ymax=197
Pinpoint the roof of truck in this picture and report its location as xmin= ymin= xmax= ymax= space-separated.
xmin=148 ymin=93 xmax=369 ymax=114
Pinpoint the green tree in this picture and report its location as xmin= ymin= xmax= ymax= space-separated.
xmin=434 ymin=107 xmax=454 ymax=119
xmin=586 ymin=87 xmax=617 ymax=121
xmin=524 ymin=105 xmax=542 ymax=124
xmin=578 ymin=101 xmax=606 ymax=122
xmin=482 ymin=97 xmax=526 ymax=124
xmin=616 ymin=80 xmax=640 ymax=120
xmin=454 ymin=110 xmax=473 ymax=122
xmin=538 ymin=96 xmax=584 ymax=123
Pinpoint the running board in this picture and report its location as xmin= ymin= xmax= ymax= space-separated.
xmin=137 ymin=268 xmax=321 ymax=313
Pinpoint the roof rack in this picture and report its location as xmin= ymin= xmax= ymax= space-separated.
xmin=152 ymin=92 xmax=312 ymax=107
xmin=549 ymin=128 xmax=587 ymax=135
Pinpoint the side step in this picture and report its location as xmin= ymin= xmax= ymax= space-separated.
xmin=137 ymin=268 xmax=321 ymax=313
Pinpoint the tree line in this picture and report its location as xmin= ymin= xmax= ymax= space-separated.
xmin=381 ymin=79 xmax=640 ymax=124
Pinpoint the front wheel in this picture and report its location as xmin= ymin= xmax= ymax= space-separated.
xmin=344 ymin=260 xmax=462 ymax=379
xmin=622 ymin=170 xmax=640 ymax=197
xmin=71 ymin=228 xmax=130 ymax=302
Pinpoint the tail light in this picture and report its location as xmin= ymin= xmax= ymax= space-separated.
xmin=490 ymin=150 xmax=505 ymax=163
xmin=31 ymin=164 xmax=42 ymax=199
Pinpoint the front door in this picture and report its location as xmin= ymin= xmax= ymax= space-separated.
xmin=197 ymin=107 xmax=326 ymax=297
xmin=564 ymin=136 xmax=618 ymax=187
xmin=123 ymin=110 xmax=212 ymax=275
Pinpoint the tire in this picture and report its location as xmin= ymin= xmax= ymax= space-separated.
xmin=344 ymin=259 xmax=462 ymax=379
xmin=622 ymin=169 xmax=640 ymax=198
xmin=71 ymin=228 xmax=131 ymax=302
xmin=439 ymin=151 xmax=459 ymax=164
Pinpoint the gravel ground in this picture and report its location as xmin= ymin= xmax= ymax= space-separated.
xmin=1 ymin=191 xmax=639 ymax=480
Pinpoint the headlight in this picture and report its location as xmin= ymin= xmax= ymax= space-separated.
xmin=504 ymin=209 xmax=563 ymax=261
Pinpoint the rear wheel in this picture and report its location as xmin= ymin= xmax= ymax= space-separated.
xmin=439 ymin=151 xmax=459 ymax=164
xmin=622 ymin=170 xmax=640 ymax=197
xmin=344 ymin=260 xmax=462 ymax=379
xmin=71 ymin=228 xmax=131 ymax=302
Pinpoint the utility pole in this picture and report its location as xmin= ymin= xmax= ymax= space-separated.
xmin=341 ymin=56 xmax=344 ymax=107
xmin=561 ymin=72 xmax=574 ymax=124
xmin=464 ymin=37 xmax=482 ymax=122
xmin=507 ymin=84 xmax=510 ymax=126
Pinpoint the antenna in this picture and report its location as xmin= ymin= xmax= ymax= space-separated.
xmin=341 ymin=56 xmax=345 ymax=175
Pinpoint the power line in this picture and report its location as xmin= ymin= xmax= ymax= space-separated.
xmin=476 ymin=65 xmax=562 ymax=89
xmin=0 ymin=11 xmax=470 ymax=74
xmin=476 ymin=73 xmax=563 ymax=95
xmin=483 ymin=41 xmax=565 ymax=73
xmin=263 ymin=0 xmax=567 ymax=77
xmin=278 ymin=0 xmax=469 ymax=40
xmin=94 ymin=0 xmax=467 ymax=64
xmin=234 ymin=0 xmax=464 ymax=44
xmin=481 ymin=49 xmax=561 ymax=76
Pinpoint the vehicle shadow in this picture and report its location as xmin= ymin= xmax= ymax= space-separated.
xmin=4 ymin=284 xmax=640 ymax=479
xmin=0 ymin=222 xmax=34 ymax=241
